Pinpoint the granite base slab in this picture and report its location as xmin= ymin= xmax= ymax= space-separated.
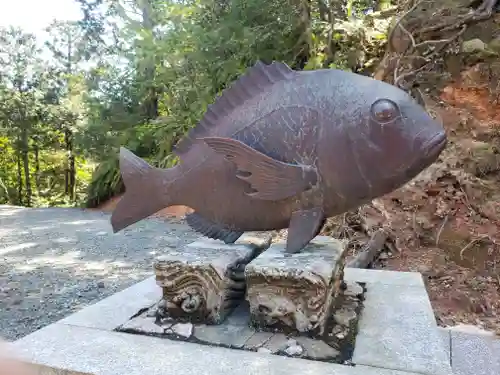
xmin=11 ymin=323 xmax=425 ymax=375
xmin=448 ymin=330 xmax=500 ymax=375
xmin=116 ymin=280 xmax=364 ymax=363
xmin=10 ymin=269 xmax=453 ymax=375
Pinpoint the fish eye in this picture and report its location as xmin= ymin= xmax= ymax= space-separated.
xmin=370 ymin=99 xmax=400 ymax=123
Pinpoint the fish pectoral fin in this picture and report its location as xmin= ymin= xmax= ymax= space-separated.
xmin=186 ymin=212 xmax=244 ymax=244
xmin=201 ymin=136 xmax=318 ymax=201
xmin=285 ymin=207 xmax=325 ymax=254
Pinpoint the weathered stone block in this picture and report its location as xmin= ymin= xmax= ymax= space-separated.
xmin=245 ymin=236 xmax=348 ymax=335
xmin=154 ymin=233 xmax=271 ymax=324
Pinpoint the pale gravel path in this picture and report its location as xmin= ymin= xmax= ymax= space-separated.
xmin=0 ymin=205 xmax=199 ymax=341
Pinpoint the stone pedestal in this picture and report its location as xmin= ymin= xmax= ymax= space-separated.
xmin=154 ymin=233 xmax=271 ymax=325
xmin=245 ymin=236 xmax=348 ymax=335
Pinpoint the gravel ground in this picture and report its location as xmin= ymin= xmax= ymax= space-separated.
xmin=0 ymin=205 xmax=199 ymax=341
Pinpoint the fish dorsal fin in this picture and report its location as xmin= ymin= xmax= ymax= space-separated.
xmin=174 ymin=61 xmax=296 ymax=156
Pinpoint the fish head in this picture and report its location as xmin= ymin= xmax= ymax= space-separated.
xmin=346 ymin=78 xmax=447 ymax=194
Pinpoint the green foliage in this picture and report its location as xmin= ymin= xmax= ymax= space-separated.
xmin=0 ymin=0 xmax=397 ymax=209
xmin=0 ymin=136 xmax=17 ymax=202
xmin=83 ymin=156 xmax=120 ymax=207
xmin=0 ymin=25 xmax=92 ymax=207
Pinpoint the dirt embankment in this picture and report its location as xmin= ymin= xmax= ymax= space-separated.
xmin=364 ymin=68 xmax=500 ymax=333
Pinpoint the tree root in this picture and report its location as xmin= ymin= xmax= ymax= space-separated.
xmin=347 ymin=229 xmax=388 ymax=268
xmin=475 ymin=0 xmax=498 ymax=16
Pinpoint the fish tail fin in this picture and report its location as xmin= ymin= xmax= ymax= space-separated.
xmin=110 ymin=147 xmax=181 ymax=233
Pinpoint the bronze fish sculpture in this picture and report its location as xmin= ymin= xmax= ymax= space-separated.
xmin=110 ymin=61 xmax=447 ymax=253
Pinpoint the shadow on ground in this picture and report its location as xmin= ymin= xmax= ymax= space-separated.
xmin=0 ymin=205 xmax=199 ymax=341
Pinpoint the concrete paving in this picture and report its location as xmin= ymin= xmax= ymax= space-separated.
xmin=2 ymin=205 xmax=499 ymax=375
xmin=10 ymin=269 xmax=453 ymax=375
xmin=439 ymin=328 xmax=500 ymax=375
xmin=0 ymin=205 xmax=199 ymax=340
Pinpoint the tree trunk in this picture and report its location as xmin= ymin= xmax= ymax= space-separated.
xmin=346 ymin=229 xmax=388 ymax=268
xmin=140 ymin=0 xmax=158 ymax=120
xmin=318 ymin=0 xmax=329 ymax=21
xmin=64 ymin=134 xmax=69 ymax=196
xmin=68 ymin=129 xmax=75 ymax=201
xmin=294 ymin=0 xmax=312 ymax=69
xmin=63 ymin=127 xmax=76 ymax=200
xmin=34 ymin=141 xmax=40 ymax=193
xmin=64 ymin=29 xmax=73 ymax=199
xmin=21 ymin=127 xmax=31 ymax=207
xmin=16 ymin=147 xmax=23 ymax=205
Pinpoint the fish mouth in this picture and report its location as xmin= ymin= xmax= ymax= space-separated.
xmin=398 ymin=131 xmax=447 ymax=180
xmin=423 ymin=131 xmax=447 ymax=159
